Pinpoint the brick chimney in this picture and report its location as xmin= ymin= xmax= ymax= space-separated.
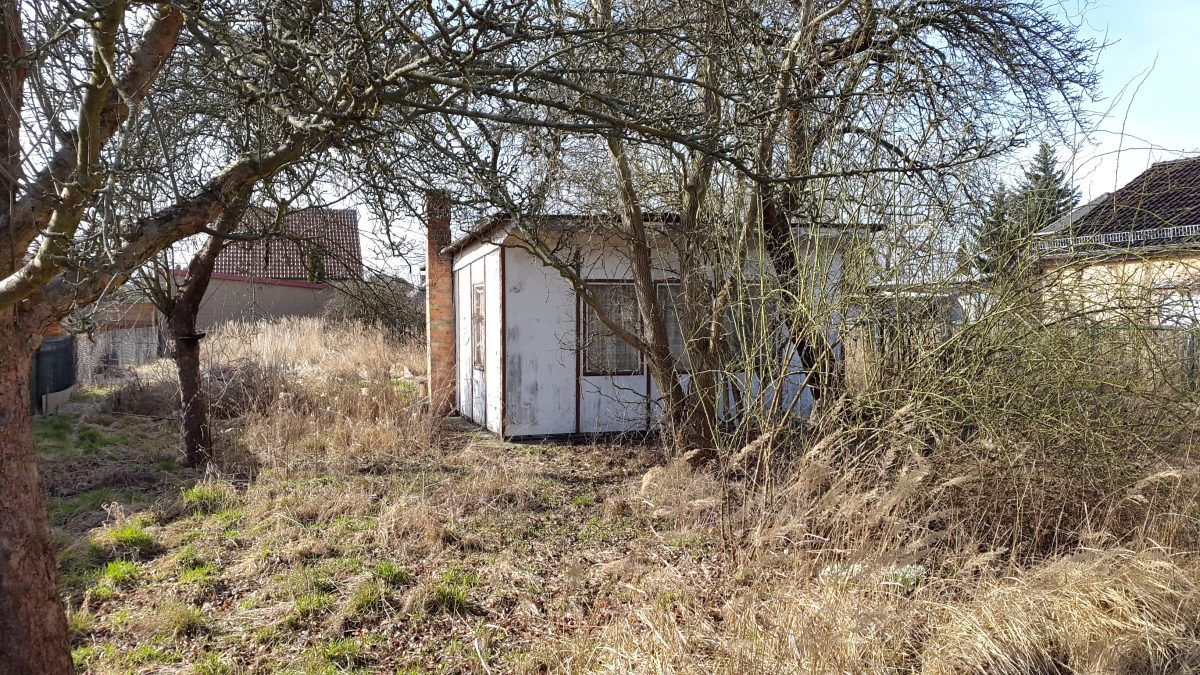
xmin=424 ymin=191 xmax=455 ymax=417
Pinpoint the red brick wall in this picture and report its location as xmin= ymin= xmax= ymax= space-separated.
xmin=425 ymin=192 xmax=456 ymax=416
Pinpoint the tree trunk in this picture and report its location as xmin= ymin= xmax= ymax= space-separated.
xmin=0 ymin=318 xmax=73 ymax=674
xmin=173 ymin=334 xmax=211 ymax=466
xmin=151 ymin=194 xmax=249 ymax=467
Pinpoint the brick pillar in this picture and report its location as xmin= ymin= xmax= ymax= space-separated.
xmin=425 ymin=191 xmax=456 ymax=417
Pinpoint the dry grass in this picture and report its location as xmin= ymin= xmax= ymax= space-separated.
xmin=204 ymin=316 xmax=423 ymax=381
xmin=50 ymin=317 xmax=1200 ymax=674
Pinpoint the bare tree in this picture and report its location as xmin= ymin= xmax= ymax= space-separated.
xmin=0 ymin=1 xmax=600 ymax=667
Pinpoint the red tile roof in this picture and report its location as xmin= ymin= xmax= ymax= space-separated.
xmin=214 ymin=208 xmax=363 ymax=281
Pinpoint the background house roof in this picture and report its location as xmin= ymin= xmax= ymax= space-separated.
xmin=214 ymin=208 xmax=363 ymax=281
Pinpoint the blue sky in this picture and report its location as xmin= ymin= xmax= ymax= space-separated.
xmin=1068 ymin=0 xmax=1200 ymax=198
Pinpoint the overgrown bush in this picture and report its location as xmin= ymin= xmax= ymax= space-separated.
xmin=324 ymin=274 xmax=425 ymax=343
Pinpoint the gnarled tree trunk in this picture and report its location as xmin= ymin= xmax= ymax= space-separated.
xmin=0 ymin=312 xmax=73 ymax=674
xmin=172 ymin=329 xmax=211 ymax=467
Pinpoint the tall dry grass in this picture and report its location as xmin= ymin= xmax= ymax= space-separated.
xmin=203 ymin=316 xmax=424 ymax=381
xmin=558 ymin=312 xmax=1200 ymax=674
xmin=199 ymin=318 xmax=433 ymax=471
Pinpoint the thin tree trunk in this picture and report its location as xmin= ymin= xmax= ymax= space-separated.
xmin=0 ymin=315 xmax=73 ymax=674
xmin=173 ymin=332 xmax=211 ymax=466
xmin=150 ymin=194 xmax=249 ymax=466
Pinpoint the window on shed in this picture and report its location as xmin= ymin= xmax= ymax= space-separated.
xmin=471 ymin=283 xmax=486 ymax=370
xmin=657 ymin=283 xmax=690 ymax=371
xmin=583 ymin=283 xmax=642 ymax=375
xmin=1160 ymin=289 xmax=1200 ymax=328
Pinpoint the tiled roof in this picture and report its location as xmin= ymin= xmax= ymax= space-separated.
xmin=1039 ymin=157 xmax=1200 ymax=253
xmin=214 ymin=208 xmax=363 ymax=281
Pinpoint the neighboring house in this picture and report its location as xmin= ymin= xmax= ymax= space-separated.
xmin=423 ymin=194 xmax=858 ymax=438
xmin=1037 ymin=157 xmax=1200 ymax=326
xmin=188 ymin=208 xmax=363 ymax=328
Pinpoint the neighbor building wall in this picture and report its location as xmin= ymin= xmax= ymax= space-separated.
xmin=1041 ymin=252 xmax=1200 ymax=325
xmin=195 ymin=277 xmax=336 ymax=329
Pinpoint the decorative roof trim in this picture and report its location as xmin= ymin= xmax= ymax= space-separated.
xmin=1037 ymin=222 xmax=1200 ymax=254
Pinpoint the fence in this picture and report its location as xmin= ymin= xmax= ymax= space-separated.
xmin=76 ymin=325 xmax=164 ymax=384
xmin=29 ymin=336 xmax=76 ymax=414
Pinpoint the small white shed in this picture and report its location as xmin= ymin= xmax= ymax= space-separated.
xmin=423 ymin=195 xmax=846 ymax=438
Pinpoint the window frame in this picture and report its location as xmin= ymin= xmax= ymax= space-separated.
xmin=470 ymin=282 xmax=486 ymax=371
xmin=581 ymin=280 xmax=645 ymax=377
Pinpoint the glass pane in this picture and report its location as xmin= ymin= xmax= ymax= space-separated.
xmin=584 ymin=284 xmax=642 ymax=374
xmin=1161 ymin=290 xmax=1200 ymax=328
xmin=657 ymin=284 xmax=690 ymax=370
xmin=472 ymin=285 xmax=485 ymax=369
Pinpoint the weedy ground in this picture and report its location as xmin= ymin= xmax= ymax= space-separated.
xmin=42 ymin=318 xmax=1200 ymax=674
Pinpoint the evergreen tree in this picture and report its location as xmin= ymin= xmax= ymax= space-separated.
xmin=1016 ymin=143 xmax=1080 ymax=234
xmin=972 ymin=185 xmax=1013 ymax=275
xmin=970 ymin=144 xmax=1079 ymax=278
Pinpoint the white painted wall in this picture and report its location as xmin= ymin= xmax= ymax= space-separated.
xmin=450 ymin=229 xmax=838 ymax=437
xmin=503 ymin=246 xmax=577 ymax=435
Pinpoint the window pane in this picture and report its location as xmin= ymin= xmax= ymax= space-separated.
xmin=472 ymin=284 xmax=485 ymax=369
xmin=657 ymin=284 xmax=690 ymax=370
xmin=584 ymin=284 xmax=641 ymax=374
xmin=1161 ymin=290 xmax=1200 ymax=328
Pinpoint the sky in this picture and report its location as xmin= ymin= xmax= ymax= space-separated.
xmin=1066 ymin=0 xmax=1200 ymax=199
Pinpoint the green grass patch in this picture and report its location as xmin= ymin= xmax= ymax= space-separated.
xmin=100 ymin=560 xmax=141 ymax=587
xmin=183 ymin=482 xmax=240 ymax=514
xmin=50 ymin=487 xmax=141 ymax=525
xmin=103 ymin=519 xmax=157 ymax=557
xmin=123 ymin=643 xmax=181 ymax=667
xmin=32 ymin=414 xmax=77 ymax=456
xmin=319 ymin=636 xmax=367 ymax=667
xmin=285 ymin=592 xmax=335 ymax=628
xmin=570 ymin=493 xmax=598 ymax=508
xmin=180 ymin=561 xmax=219 ymax=588
xmin=372 ymin=561 xmax=413 ymax=587
xmin=430 ymin=565 xmax=482 ymax=613
xmin=193 ymin=652 xmax=234 ymax=675
xmin=72 ymin=644 xmax=114 ymax=671
xmin=76 ymin=427 xmax=118 ymax=452
xmin=345 ymin=579 xmax=387 ymax=619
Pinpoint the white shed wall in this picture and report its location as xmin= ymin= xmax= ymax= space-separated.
xmin=502 ymin=246 xmax=578 ymax=435
xmin=454 ymin=238 xmax=502 ymax=429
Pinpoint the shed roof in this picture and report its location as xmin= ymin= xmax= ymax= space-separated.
xmin=214 ymin=208 xmax=363 ymax=281
xmin=442 ymin=212 xmax=682 ymax=256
